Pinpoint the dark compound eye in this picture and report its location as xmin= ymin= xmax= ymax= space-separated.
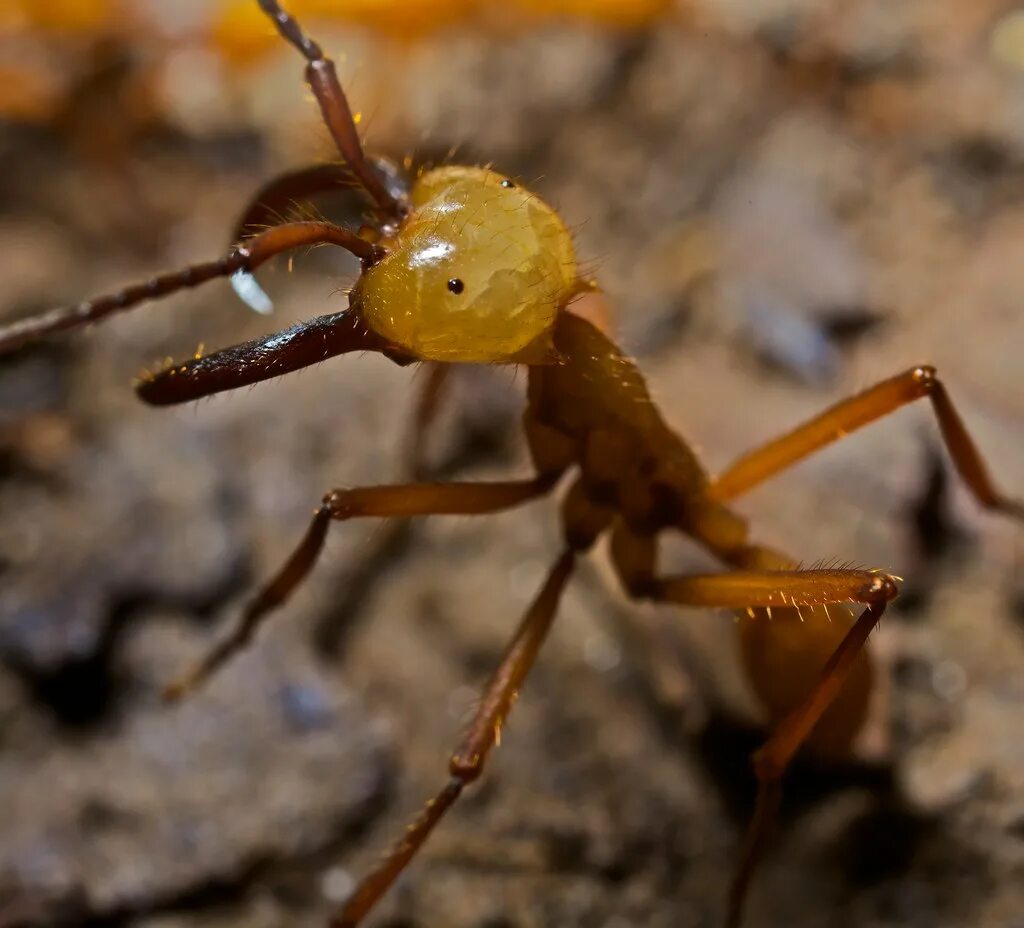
xmin=500 ymin=178 xmax=516 ymax=188
xmin=447 ymin=277 xmax=465 ymax=294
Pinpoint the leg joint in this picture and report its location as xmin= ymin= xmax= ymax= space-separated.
xmin=911 ymin=364 xmax=938 ymax=392
xmin=859 ymin=573 xmax=900 ymax=605
xmin=323 ymin=489 xmax=353 ymax=519
xmin=449 ymin=751 xmax=483 ymax=785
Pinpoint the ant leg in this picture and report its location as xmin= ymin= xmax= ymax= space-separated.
xmin=164 ymin=474 xmax=558 ymax=701
xmin=610 ymin=525 xmax=898 ymax=928
xmin=721 ymin=591 xmax=893 ymax=928
xmin=0 ymin=221 xmax=383 ymax=355
xmin=333 ymin=549 xmax=577 ymax=928
xmin=649 ymin=568 xmax=897 ymax=613
xmin=228 ymin=161 xmax=412 ymax=313
xmin=309 ymin=365 xmax=454 ymax=656
xmin=711 ymin=366 xmax=1023 ymax=520
xmin=406 ymin=364 xmax=452 ymax=479
xmin=231 ymin=157 xmax=406 ymax=244
xmin=232 ymin=164 xmax=363 ymax=243
xmin=256 ymin=0 xmax=404 ymax=217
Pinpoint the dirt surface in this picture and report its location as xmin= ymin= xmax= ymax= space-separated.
xmin=1 ymin=3 xmax=1023 ymax=927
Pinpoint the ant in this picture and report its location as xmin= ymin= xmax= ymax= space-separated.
xmin=1 ymin=2 xmax=1021 ymax=926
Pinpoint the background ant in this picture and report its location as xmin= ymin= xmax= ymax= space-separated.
xmin=2 ymin=1 xmax=1024 ymax=925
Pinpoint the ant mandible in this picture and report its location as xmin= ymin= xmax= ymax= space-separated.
xmin=1 ymin=2 xmax=1021 ymax=926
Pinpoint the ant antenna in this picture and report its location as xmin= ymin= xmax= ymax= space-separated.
xmin=256 ymin=0 xmax=405 ymax=218
xmin=0 ymin=222 xmax=383 ymax=354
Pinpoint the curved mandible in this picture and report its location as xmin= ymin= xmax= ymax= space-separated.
xmin=135 ymin=309 xmax=392 ymax=406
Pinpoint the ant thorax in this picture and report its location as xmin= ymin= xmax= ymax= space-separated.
xmin=357 ymin=166 xmax=578 ymax=363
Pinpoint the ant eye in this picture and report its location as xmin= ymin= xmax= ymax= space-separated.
xmin=447 ymin=277 xmax=465 ymax=294
xmin=500 ymin=178 xmax=515 ymax=189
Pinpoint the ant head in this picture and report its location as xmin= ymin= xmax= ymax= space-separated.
xmin=356 ymin=166 xmax=578 ymax=363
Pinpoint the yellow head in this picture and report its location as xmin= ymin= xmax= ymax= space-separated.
xmin=357 ymin=166 xmax=578 ymax=363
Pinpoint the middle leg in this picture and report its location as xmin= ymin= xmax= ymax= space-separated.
xmin=333 ymin=477 xmax=617 ymax=925
xmin=710 ymin=366 xmax=1023 ymax=521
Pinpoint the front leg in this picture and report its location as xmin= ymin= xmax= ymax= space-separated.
xmin=164 ymin=474 xmax=558 ymax=701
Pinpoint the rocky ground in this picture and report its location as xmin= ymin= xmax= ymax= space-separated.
xmin=1 ymin=2 xmax=1023 ymax=927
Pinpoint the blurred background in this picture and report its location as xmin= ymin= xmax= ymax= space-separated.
xmin=1 ymin=1 xmax=1023 ymax=926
